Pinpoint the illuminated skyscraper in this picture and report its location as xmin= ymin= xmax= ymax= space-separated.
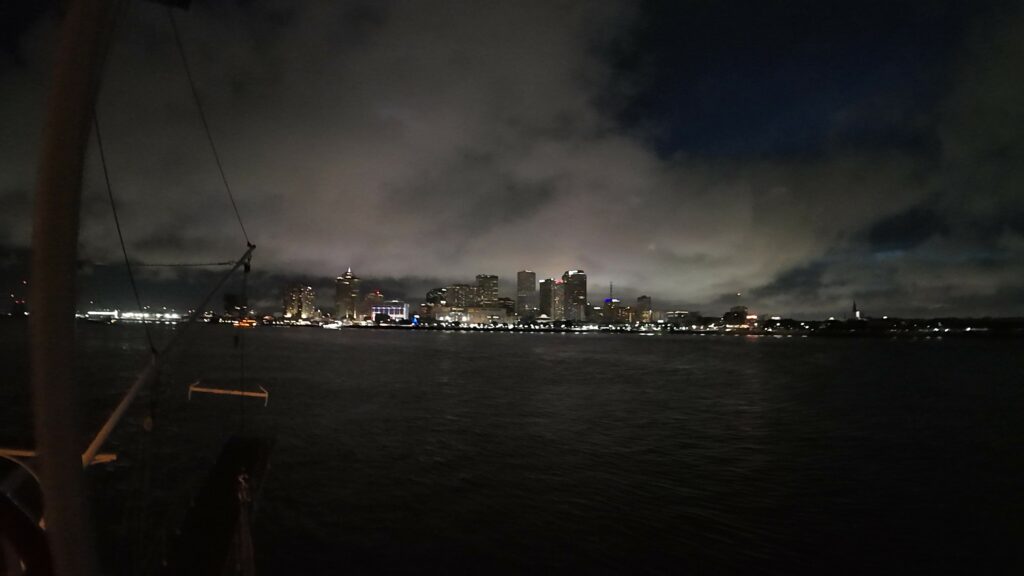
xmin=516 ymin=270 xmax=537 ymax=315
xmin=552 ymin=280 xmax=566 ymax=321
xmin=561 ymin=270 xmax=587 ymax=322
xmin=446 ymin=283 xmax=476 ymax=307
xmin=476 ymin=274 xmax=499 ymax=307
xmin=284 ymin=285 xmax=316 ymax=319
xmin=335 ymin=268 xmax=361 ymax=319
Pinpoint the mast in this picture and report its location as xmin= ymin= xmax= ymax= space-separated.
xmin=30 ymin=0 xmax=116 ymax=574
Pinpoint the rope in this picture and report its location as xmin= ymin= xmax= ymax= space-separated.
xmin=94 ymin=110 xmax=157 ymax=355
xmin=103 ymin=260 xmax=237 ymax=268
xmin=167 ymin=7 xmax=252 ymax=247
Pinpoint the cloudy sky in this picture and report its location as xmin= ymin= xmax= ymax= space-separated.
xmin=2 ymin=0 xmax=1023 ymax=317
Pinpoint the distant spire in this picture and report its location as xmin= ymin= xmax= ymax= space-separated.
xmin=347 ymin=267 xmax=352 ymax=274
xmin=609 ymin=282 xmax=613 ymax=299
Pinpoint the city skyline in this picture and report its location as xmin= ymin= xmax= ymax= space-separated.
xmin=2 ymin=1 xmax=1023 ymax=319
xmin=5 ymin=258 xmax=1017 ymax=322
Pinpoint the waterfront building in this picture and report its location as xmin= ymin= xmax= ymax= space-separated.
xmin=601 ymin=297 xmax=621 ymax=324
xmin=496 ymin=297 xmax=516 ymax=316
xmin=476 ymin=274 xmax=499 ymax=307
xmin=465 ymin=306 xmax=511 ymax=324
xmin=335 ymin=268 xmax=361 ymax=319
xmin=371 ymin=300 xmax=409 ymax=322
xmin=539 ymin=278 xmax=555 ymax=319
xmin=561 ymin=270 xmax=587 ymax=322
xmin=426 ymin=287 xmax=448 ymax=305
xmin=617 ymin=305 xmax=635 ymax=324
xmin=666 ymin=310 xmax=698 ymax=328
xmin=723 ymin=306 xmax=749 ymax=328
xmin=637 ymin=295 xmax=652 ymax=323
xmin=516 ymin=270 xmax=537 ymax=315
xmin=417 ymin=302 xmax=436 ymax=321
xmin=283 ymin=284 xmax=316 ymax=319
xmin=434 ymin=306 xmax=464 ymax=323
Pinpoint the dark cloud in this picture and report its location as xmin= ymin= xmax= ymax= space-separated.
xmin=868 ymin=206 xmax=948 ymax=254
xmin=2 ymin=0 xmax=1023 ymax=318
xmin=752 ymin=261 xmax=829 ymax=302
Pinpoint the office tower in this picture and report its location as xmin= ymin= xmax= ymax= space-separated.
xmin=601 ymin=297 xmax=620 ymax=324
xmin=446 ymin=284 xmax=474 ymax=307
xmin=539 ymin=278 xmax=555 ymax=318
xmin=637 ymin=295 xmax=652 ymax=323
xmin=561 ymin=269 xmax=587 ymax=322
xmin=284 ymin=285 xmax=316 ymax=319
xmin=335 ymin=268 xmax=361 ymax=319
xmin=299 ymin=286 xmax=315 ymax=319
xmin=552 ymin=280 xmax=566 ymax=321
xmin=363 ymin=288 xmax=385 ymax=308
xmin=516 ymin=270 xmax=537 ymax=315
xmin=476 ymin=274 xmax=499 ymax=307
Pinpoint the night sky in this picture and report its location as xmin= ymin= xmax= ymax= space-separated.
xmin=2 ymin=0 xmax=1022 ymax=318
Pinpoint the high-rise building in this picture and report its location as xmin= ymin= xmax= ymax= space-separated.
xmin=476 ymin=274 xmax=499 ymax=307
xmin=538 ymin=278 xmax=555 ymax=318
xmin=446 ymin=283 xmax=476 ymax=307
xmin=637 ymin=295 xmax=652 ymax=323
xmin=552 ymin=280 xmax=566 ymax=321
xmin=516 ymin=270 xmax=537 ymax=315
xmin=335 ymin=268 xmax=361 ymax=319
xmin=561 ymin=270 xmax=587 ymax=322
xmin=363 ymin=289 xmax=385 ymax=315
xmin=601 ymin=297 xmax=620 ymax=324
xmin=284 ymin=284 xmax=316 ymax=319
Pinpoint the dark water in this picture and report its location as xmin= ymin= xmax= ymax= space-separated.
xmin=2 ymin=322 xmax=1023 ymax=574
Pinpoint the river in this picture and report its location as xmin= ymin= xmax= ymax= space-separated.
xmin=1 ymin=321 xmax=1022 ymax=574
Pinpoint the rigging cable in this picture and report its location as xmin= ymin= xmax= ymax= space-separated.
xmin=130 ymin=260 xmax=236 ymax=267
xmin=168 ymin=6 xmax=258 ymax=437
xmin=94 ymin=110 xmax=157 ymax=355
xmin=91 ymin=2 xmax=162 ymax=570
xmin=88 ymin=260 xmax=237 ymax=268
xmin=167 ymin=7 xmax=252 ymax=248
